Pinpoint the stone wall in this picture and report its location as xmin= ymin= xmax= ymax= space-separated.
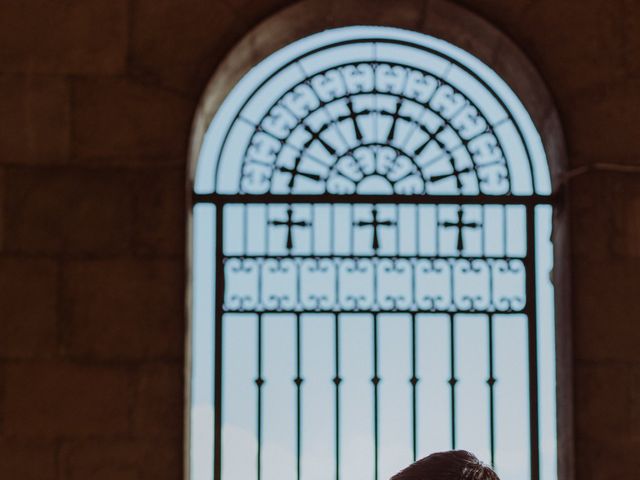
xmin=0 ymin=1 xmax=638 ymax=479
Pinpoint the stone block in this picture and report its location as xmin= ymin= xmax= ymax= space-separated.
xmin=632 ymin=366 xmax=640 ymax=442
xmin=227 ymin=0 xmax=294 ymax=28
xmin=575 ymin=363 xmax=633 ymax=442
xmin=568 ymin=173 xmax=610 ymax=259
xmin=423 ymin=0 xmax=501 ymax=65
xmin=132 ymin=167 xmax=186 ymax=256
xmin=59 ymin=439 xmax=181 ymax=480
xmin=515 ymin=0 xmax=626 ymax=96
xmin=0 ymin=0 xmax=127 ymax=74
xmin=570 ymin=172 xmax=640 ymax=260
xmin=73 ymin=78 xmax=194 ymax=161
xmin=133 ymin=362 xmax=183 ymax=439
xmin=622 ymin=0 xmax=640 ymax=78
xmin=5 ymin=167 xmax=134 ymax=255
xmin=574 ymin=258 xmax=640 ymax=363
xmin=455 ymin=0 xmax=529 ymax=35
xmin=130 ymin=0 xmax=239 ymax=95
xmin=609 ymin=175 xmax=640 ymax=258
xmin=0 ymin=167 xmax=4 ymax=250
xmin=575 ymin=436 xmax=640 ymax=480
xmin=4 ymin=362 xmax=132 ymax=438
xmin=0 ymin=440 xmax=57 ymax=480
xmin=62 ymin=259 xmax=184 ymax=360
xmin=0 ymin=258 xmax=57 ymax=359
xmin=564 ymin=80 xmax=640 ymax=160
xmin=0 ymin=75 xmax=70 ymax=165
xmin=327 ymin=0 xmax=425 ymax=30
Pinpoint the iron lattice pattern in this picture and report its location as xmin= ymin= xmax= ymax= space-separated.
xmin=239 ymin=60 xmax=513 ymax=196
xmin=224 ymin=203 xmax=526 ymax=315
xmin=200 ymin=37 xmax=551 ymax=480
xmin=218 ymin=200 xmax=537 ymax=480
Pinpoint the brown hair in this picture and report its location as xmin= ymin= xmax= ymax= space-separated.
xmin=391 ymin=451 xmax=500 ymax=480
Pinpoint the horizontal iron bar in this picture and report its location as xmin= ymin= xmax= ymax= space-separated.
xmin=223 ymin=254 xmax=526 ymax=261
xmin=193 ymin=193 xmax=552 ymax=205
xmin=193 ymin=193 xmax=553 ymax=205
xmin=222 ymin=309 xmax=525 ymax=315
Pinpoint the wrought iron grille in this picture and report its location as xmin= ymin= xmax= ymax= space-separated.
xmin=193 ymin=31 xmax=553 ymax=480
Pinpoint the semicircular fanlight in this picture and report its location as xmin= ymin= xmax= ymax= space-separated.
xmin=196 ymin=27 xmax=550 ymax=197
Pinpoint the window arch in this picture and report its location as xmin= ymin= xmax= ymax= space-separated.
xmin=189 ymin=6 xmax=568 ymax=480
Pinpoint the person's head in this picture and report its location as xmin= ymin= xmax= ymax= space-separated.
xmin=391 ymin=450 xmax=499 ymax=480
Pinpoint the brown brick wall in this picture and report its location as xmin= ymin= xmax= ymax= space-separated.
xmin=0 ymin=1 xmax=638 ymax=479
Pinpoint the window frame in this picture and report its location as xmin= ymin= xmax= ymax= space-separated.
xmin=186 ymin=4 xmax=571 ymax=480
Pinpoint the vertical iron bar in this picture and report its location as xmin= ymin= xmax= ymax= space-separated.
xmin=488 ymin=314 xmax=496 ymax=468
xmin=256 ymin=313 xmax=264 ymax=480
xmin=373 ymin=312 xmax=380 ymax=480
xmin=214 ymin=205 xmax=225 ymax=480
xmin=371 ymin=209 xmax=380 ymax=480
xmin=484 ymin=205 xmax=496 ymax=468
xmin=449 ymin=313 xmax=457 ymax=450
xmin=525 ymin=205 xmax=540 ymax=480
xmin=411 ymin=207 xmax=419 ymax=462
xmin=258 ymin=202 xmax=266 ymax=480
xmin=448 ymin=206 xmax=457 ymax=451
xmin=295 ymin=313 xmax=302 ymax=480
xmin=332 ymin=204 xmax=341 ymax=480
xmin=411 ymin=313 xmax=418 ymax=461
xmin=334 ymin=313 xmax=341 ymax=480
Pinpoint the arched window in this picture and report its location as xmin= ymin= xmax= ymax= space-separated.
xmin=190 ymin=21 xmax=561 ymax=480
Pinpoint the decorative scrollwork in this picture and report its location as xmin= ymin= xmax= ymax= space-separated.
xmin=225 ymin=254 xmax=525 ymax=314
xmin=237 ymin=59 xmax=512 ymax=196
